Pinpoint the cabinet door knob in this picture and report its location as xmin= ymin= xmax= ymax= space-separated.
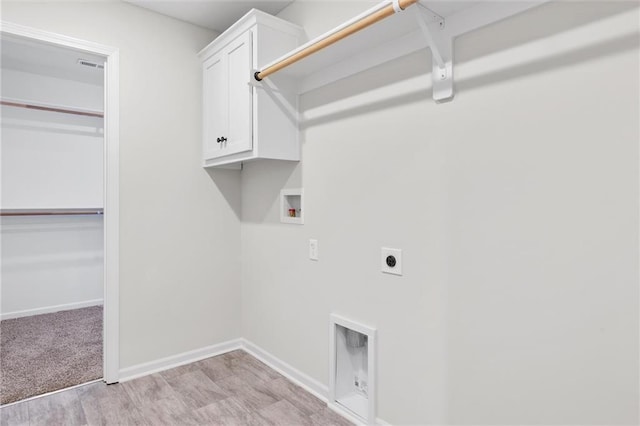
xmin=217 ymin=137 xmax=222 ymax=143
xmin=221 ymin=137 xmax=227 ymax=143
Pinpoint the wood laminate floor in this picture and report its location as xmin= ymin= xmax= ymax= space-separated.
xmin=0 ymin=350 xmax=353 ymax=426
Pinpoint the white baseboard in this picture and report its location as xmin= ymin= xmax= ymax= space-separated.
xmin=119 ymin=339 xmax=243 ymax=382
xmin=1 ymin=299 xmax=103 ymax=320
xmin=240 ymin=338 xmax=329 ymax=402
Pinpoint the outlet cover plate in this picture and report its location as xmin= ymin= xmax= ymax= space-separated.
xmin=309 ymin=239 xmax=318 ymax=261
xmin=381 ymin=247 xmax=402 ymax=276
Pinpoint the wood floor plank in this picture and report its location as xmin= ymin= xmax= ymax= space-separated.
xmin=27 ymin=389 xmax=87 ymax=426
xmin=122 ymin=373 xmax=175 ymax=407
xmin=137 ymin=396 xmax=199 ymax=425
xmin=231 ymin=356 xmax=283 ymax=382
xmin=195 ymin=356 xmax=234 ymax=382
xmin=222 ymin=350 xmax=248 ymax=360
xmin=0 ymin=401 xmax=29 ymax=426
xmin=214 ymin=376 xmax=279 ymax=411
xmin=259 ymin=399 xmax=313 ymax=426
xmin=231 ymin=413 xmax=273 ymax=426
xmin=159 ymin=362 xmax=201 ymax=380
xmin=194 ymin=396 xmax=249 ymax=418
xmin=261 ymin=377 xmax=326 ymax=416
xmin=165 ymin=370 xmax=229 ymax=409
xmin=77 ymin=382 xmax=146 ymax=426
xmin=228 ymin=362 xmax=270 ymax=384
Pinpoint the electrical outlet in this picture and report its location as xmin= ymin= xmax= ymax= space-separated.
xmin=381 ymin=247 xmax=402 ymax=275
xmin=309 ymin=239 xmax=318 ymax=261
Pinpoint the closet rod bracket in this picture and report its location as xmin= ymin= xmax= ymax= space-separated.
xmin=248 ymin=70 xmax=285 ymax=93
xmin=414 ymin=3 xmax=453 ymax=102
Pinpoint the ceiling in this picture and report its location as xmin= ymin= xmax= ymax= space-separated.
xmin=123 ymin=0 xmax=294 ymax=32
xmin=122 ymin=1 xmax=481 ymax=34
xmin=1 ymin=35 xmax=105 ymax=85
xmin=425 ymin=1 xmax=477 ymax=17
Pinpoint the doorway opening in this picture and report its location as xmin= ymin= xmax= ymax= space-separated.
xmin=0 ymin=23 xmax=119 ymax=404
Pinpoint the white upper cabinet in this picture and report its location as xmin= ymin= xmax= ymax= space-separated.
xmin=199 ymin=10 xmax=304 ymax=168
xmin=203 ymin=32 xmax=252 ymax=160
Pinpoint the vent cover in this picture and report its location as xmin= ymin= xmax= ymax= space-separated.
xmin=77 ymin=59 xmax=104 ymax=70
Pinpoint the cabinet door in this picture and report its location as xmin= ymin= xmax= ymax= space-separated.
xmin=224 ymin=31 xmax=253 ymax=156
xmin=203 ymin=53 xmax=227 ymax=160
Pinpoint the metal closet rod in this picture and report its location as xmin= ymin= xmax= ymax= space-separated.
xmin=254 ymin=0 xmax=418 ymax=81
xmin=0 ymin=100 xmax=104 ymax=118
xmin=0 ymin=208 xmax=104 ymax=217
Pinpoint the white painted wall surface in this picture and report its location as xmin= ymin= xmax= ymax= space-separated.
xmin=1 ymin=70 xmax=104 ymax=209
xmin=240 ymin=1 xmax=639 ymax=425
xmin=0 ymin=1 xmax=242 ymax=369
xmin=0 ymin=68 xmax=103 ymax=112
xmin=1 ymin=215 xmax=104 ymax=319
xmin=1 ymin=69 xmax=104 ymax=318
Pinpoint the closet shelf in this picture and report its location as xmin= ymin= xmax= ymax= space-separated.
xmin=1 ymin=98 xmax=104 ymax=118
xmin=0 ymin=208 xmax=104 ymax=217
xmin=255 ymin=0 xmax=551 ymax=100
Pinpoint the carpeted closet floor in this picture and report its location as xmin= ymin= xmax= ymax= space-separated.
xmin=0 ymin=306 xmax=103 ymax=405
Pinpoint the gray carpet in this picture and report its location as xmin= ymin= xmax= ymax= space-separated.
xmin=0 ymin=306 xmax=103 ymax=405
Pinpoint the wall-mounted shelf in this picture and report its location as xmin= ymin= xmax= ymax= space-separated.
xmin=255 ymin=0 xmax=551 ymax=101
xmin=280 ymin=188 xmax=303 ymax=224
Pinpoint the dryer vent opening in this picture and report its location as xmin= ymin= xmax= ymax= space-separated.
xmin=330 ymin=315 xmax=376 ymax=424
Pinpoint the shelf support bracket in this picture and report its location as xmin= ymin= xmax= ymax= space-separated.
xmin=414 ymin=4 xmax=454 ymax=102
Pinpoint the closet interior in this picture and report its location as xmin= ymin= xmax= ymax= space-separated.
xmin=0 ymin=35 xmax=105 ymax=404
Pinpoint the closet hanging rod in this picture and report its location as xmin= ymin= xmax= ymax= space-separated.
xmin=0 ymin=208 xmax=104 ymax=217
xmin=254 ymin=0 xmax=418 ymax=82
xmin=0 ymin=100 xmax=104 ymax=118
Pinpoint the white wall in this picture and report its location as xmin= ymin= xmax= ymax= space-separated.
xmin=0 ymin=68 xmax=103 ymax=112
xmin=1 ymin=68 xmax=105 ymax=318
xmin=1 ymin=215 xmax=104 ymax=319
xmin=240 ymin=1 xmax=639 ymax=425
xmin=0 ymin=1 xmax=242 ymax=369
xmin=1 ymin=70 xmax=104 ymax=209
